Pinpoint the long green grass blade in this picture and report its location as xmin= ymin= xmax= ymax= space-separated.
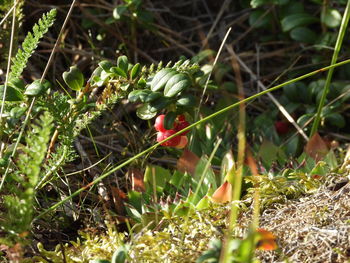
xmin=310 ymin=0 xmax=350 ymax=136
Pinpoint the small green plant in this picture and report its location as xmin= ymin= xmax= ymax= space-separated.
xmin=0 ymin=112 xmax=53 ymax=245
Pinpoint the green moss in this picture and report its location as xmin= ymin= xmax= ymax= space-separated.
xmin=23 ymin=228 xmax=125 ymax=263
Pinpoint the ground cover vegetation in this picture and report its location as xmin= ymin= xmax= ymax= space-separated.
xmin=0 ymin=0 xmax=350 ymax=262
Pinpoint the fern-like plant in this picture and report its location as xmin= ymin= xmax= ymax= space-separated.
xmin=0 ymin=112 xmax=53 ymax=244
xmin=9 ymin=9 xmax=56 ymax=80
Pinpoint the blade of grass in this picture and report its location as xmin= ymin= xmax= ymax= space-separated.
xmin=191 ymin=27 xmax=231 ymax=150
xmin=310 ymin=0 xmax=350 ymax=136
xmin=33 ymin=58 xmax=350 ymax=221
xmin=0 ymin=0 xmax=17 ymax=140
xmin=220 ymin=48 xmax=246 ymax=262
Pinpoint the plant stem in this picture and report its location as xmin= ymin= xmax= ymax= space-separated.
xmin=33 ymin=58 xmax=350 ymax=221
xmin=310 ymin=0 xmax=350 ymax=136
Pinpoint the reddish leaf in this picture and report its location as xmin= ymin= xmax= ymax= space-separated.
xmin=246 ymin=149 xmax=259 ymax=176
xmin=305 ymin=133 xmax=329 ymax=162
xmin=128 ymin=168 xmax=145 ymax=192
xmin=177 ymin=149 xmax=200 ymax=176
xmin=211 ymin=181 xmax=232 ymax=203
xmin=256 ymin=228 xmax=277 ymax=251
xmin=110 ymin=186 xmax=127 ymax=217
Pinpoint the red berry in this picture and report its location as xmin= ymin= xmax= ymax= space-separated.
xmin=275 ymin=121 xmax=289 ymax=135
xmin=175 ymin=121 xmax=190 ymax=135
xmin=175 ymin=136 xmax=188 ymax=149
xmin=157 ymin=131 xmax=165 ymax=142
xmin=154 ymin=115 xmax=166 ymax=132
xmin=178 ymin=114 xmax=186 ymax=122
xmin=157 ymin=130 xmax=181 ymax=146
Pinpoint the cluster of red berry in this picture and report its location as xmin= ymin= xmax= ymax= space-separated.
xmin=154 ymin=114 xmax=190 ymax=149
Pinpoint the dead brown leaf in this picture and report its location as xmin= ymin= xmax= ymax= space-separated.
xmin=305 ymin=133 xmax=329 ymax=162
xmin=177 ymin=149 xmax=200 ymax=176
xmin=128 ymin=168 xmax=145 ymax=192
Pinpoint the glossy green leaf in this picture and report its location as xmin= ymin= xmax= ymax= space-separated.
xmin=137 ymin=78 xmax=147 ymax=89
xmin=164 ymin=111 xmax=177 ymax=130
xmin=249 ymin=10 xmax=272 ymax=28
xmin=321 ymin=8 xmax=342 ymax=28
xmin=0 ymin=85 xmax=23 ymax=101
xmin=62 ymin=66 xmax=84 ymax=91
xmin=128 ymin=89 xmax=149 ymax=102
xmin=290 ymin=27 xmax=317 ymax=44
xmin=9 ymin=78 xmax=25 ymax=90
xmin=117 ymin=55 xmax=129 ymax=74
xmin=148 ymin=97 xmax=171 ymax=112
xmin=10 ymin=106 xmax=26 ymax=119
xmin=136 ymin=104 xmax=157 ymax=119
xmin=176 ymin=94 xmax=195 ymax=106
xmin=24 ymin=79 xmax=51 ymax=96
xmin=98 ymin=60 xmax=113 ymax=72
xmin=130 ymin=63 xmax=141 ymax=79
xmin=111 ymin=245 xmax=129 ymax=263
xmin=144 ymin=91 xmax=162 ymax=103
xmin=110 ymin=67 xmax=127 ymax=78
xmin=281 ymin=13 xmax=318 ymax=32
xmin=164 ymin=73 xmax=191 ymax=97
xmin=150 ymin=68 xmax=176 ymax=91
xmin=325 ymin=113 xmax=345 ymax=128
xmin=283 ymin=82 xmax=299 ymax=102
xmin=113 ymin=5 xmax=128 ymax=20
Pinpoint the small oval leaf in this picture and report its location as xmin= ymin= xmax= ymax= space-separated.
xmin=128 ymin=89 xmax=151 ymax=102
xmin=281 ymin=13 xmax=318 ymax=32
xmin=63 ymin=66 xmax=84 ymax=91
xmin=113 ymin=5 xmax=128 ymax=20
xmin=111 ymin=245 xmax=129 ymax=263
xmin=130 ymin=63 xmax=141 ymax=79
xmin=164 ymin=74 xmax=191 ymax=97
xmin=9 ymin=78 xmax=25 ymax=90
xmin=150 ymin=68 xmax=176 ymax=91
xmin=136 ymin=104 xmax=157 ymax=120
xmin=24 ymin=80 xmax=51 ymax=96
xmin=117 ymin=55 xmax=129 ymax=74
xmin=144 ymin=91 xmax=162 ymax=103
xmin=0 ymin=85 xmax=23 ymax=101
xmin=110 ymin=67 xmax=127 ymax=78
xmin=321 ymin=8 xmax=342 ymax=28
xmin=290 ymin=27 xmax=317 ymax=44
xmin=176 ymin=94 xmax=195 ymax=106
xmin=148 ymin=97 xmax=171 ymax=112
xmin=98 ymin=60 xmax=114 ymax=72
